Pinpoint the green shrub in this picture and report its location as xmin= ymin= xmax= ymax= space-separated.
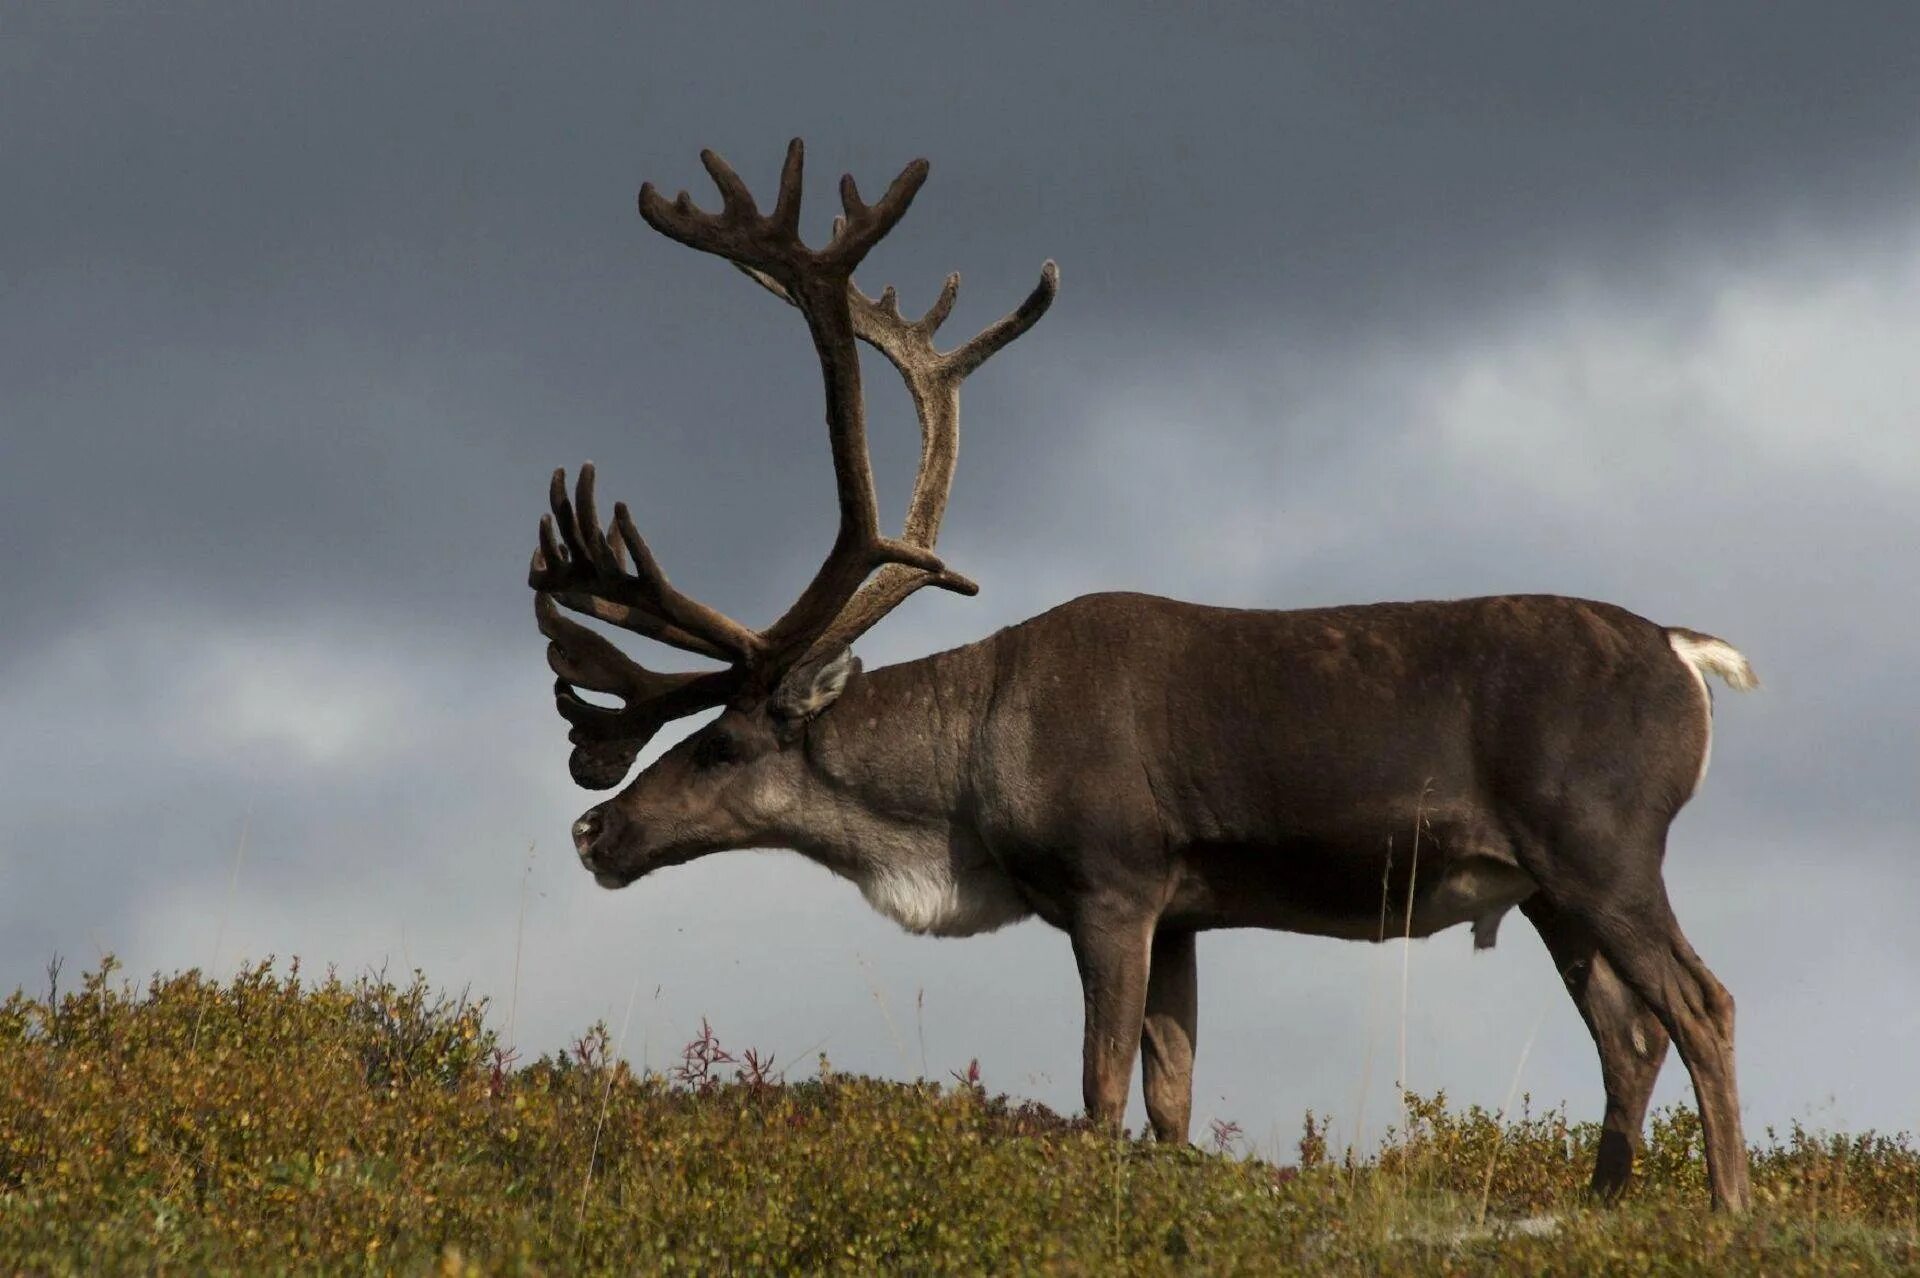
xmin=1 ymin=959 xmax=1915 ymax=1274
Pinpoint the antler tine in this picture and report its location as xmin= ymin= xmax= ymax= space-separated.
xmin=735 ymin=259 xmax=1060 ymax=390
xmin=917 ymin=273 xmax=961 ymax=336
xmin=697 ymin=149 xmax=760 ymax=219
xmin=530 ymin=464 xmax=764 ymax=664
xmin=536 ymin=592 xmax=706 ymax=705
xmin=824 ymin=161 xmax=931 ymax=271
xmin=948 ymin=261 xmax=1060 ymax=379
xmin=534 ymin=593 xmax=745 ymax=788
xmin=770 ymin=137 xmax=805 ymax=236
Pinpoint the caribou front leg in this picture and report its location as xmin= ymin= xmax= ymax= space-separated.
xmin=1141 ymin=927 xmax=1198 ymax=1142
xmin=1070 ymin=909 xmax=1155 ymax=1133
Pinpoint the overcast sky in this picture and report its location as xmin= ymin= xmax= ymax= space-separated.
xmin=5 ymin=3 xmax=1918 ymax=1155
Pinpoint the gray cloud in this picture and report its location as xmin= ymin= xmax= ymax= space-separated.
xmin=5 ymin=3 xmax=1919 ymax=1148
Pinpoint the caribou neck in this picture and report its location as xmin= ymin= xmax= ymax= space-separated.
xmin=783 ymin=644 xmax=989 ymax=867
xmin=755 ymin=641 xmax=1039 ymax=939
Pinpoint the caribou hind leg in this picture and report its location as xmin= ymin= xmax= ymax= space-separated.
xmin=1609 ymin=912 xmax=1749 ymax=1212
xmin=1140 ymin=927 xmax=1198 ymax=1142
xmin=1529 ymin=837 xmax=1751 ymax=1212
xmin=1521 ymin=895 xmax=1671 ymax=1199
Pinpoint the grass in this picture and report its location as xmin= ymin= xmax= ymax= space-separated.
xmin=2 ymin=958 xmax=1917 ymax=1274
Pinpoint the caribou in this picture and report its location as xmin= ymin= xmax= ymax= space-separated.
xmin=529 ymin=140 xmax=1758 ymax=1211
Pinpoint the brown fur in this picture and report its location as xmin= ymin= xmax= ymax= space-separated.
xmin=570 ymin=591 xmax=1756 ymax=1210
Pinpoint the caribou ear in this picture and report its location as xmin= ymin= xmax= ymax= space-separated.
xmin=771 ymin=647 xmax=860 ymax=740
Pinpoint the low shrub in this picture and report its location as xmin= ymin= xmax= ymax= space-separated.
xmin=0 ymin=959 xmax=1914 ymax=1274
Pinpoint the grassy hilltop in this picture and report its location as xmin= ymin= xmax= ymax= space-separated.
xmin=1 ymin=959 xmax=1916 ymax=1274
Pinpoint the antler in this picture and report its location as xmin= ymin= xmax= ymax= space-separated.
xmin=739 ymin=251 xmax=1059 ymax=660
xmin=637 ymin=139 xmax=967 ymax=674
xmin=530 ymin=464 xmax=756 ymax=787
xmin=533 ymin=140 xmax=1057 ymax=786
xmin=534 ymin=464 xmax=761 ymax=663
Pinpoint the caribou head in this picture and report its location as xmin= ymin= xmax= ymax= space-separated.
xmin=528 ymin=139 xmax=1054 ymax=893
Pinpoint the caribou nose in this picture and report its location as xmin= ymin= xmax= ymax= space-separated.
xmin=571 ymin=812 xmax=602 ymax=862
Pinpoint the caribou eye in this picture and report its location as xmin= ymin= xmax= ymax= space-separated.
xmin=690 ymin=732 xmax=739 ymax=770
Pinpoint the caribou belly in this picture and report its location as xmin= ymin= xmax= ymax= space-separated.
xmin=1170 ymin=836 xmax=1539 ymax=947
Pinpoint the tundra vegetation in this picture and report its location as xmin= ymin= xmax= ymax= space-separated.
xmin=2 ymin=959 xmax=1916 ymax=1275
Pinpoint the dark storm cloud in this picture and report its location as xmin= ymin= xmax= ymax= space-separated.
xmin=7 ymin=2 xmax=1918 ymax=625
xmin=5 ymin=3 xmax=1919 ymax=1141
xmin=9 ymin=2 xmax=1918 ymax=606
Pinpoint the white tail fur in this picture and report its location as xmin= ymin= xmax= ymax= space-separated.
xmin=1666 ymin=628 xmax=1756 ymax=796
xmin=1667 ymin=631 xmax=1759 ymax=692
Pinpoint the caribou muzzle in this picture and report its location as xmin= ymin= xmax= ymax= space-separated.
xmin=571 ymin=806 xmax=637 ymax=887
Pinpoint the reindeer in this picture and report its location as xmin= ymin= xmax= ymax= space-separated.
xmin=529 ymin=141 xmax=1758 ymax=1211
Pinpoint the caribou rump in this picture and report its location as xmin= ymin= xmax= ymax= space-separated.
xmin=528 ymin=140 xmax=1758 ymax=1211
